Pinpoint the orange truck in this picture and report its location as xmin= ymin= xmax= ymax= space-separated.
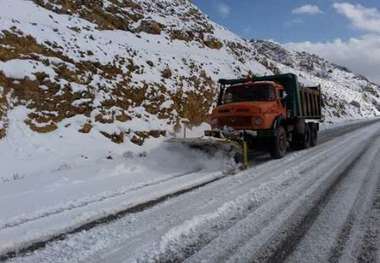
xmin=205 ymin=73 xmax=322 ymax=160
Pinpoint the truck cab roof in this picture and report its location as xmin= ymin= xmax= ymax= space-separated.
xmin=230 ymin=80 xmax=281 ymax=88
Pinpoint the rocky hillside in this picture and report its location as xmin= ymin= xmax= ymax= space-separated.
xmin=0 ymin=0 xmax=379 ymax=145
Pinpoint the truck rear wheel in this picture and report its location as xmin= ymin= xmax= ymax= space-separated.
xmin=300 ymin=124 xmax=311 ymax=149
xmin=310 ymin=124 xmax=318 ymax=147
xmin=270 ymin=126 xmax=287 ymax=159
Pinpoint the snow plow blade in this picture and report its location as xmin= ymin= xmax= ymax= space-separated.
xmin=166 ymin=137 xmax=248 ymax=169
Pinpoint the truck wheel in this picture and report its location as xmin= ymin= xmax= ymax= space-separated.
xmin=310 ymin=124 xmax=318 ymax=147
xmin=233 ymin=152 xmax=243 ymax=164
xmin=270 ymin=126 xmax=287 ymax=159
xmin=300 ymin=124 xmax=311 ymax=149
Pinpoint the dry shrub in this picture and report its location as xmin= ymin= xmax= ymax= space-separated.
xmin=100 ymin=131 xmax=124 ymax=144
xmin=130 ymin=135 xmax=144 ymax=146
xmin=115 ymin=111 xmax=131 ymax=122
xmin=137 ymin=20 xmax=163 ymax=35
xmin=170 ymin=30 xmax=194 ymax=42
xmin=161 ymin=67 xmax=172 ymax=79
xmin=0 ymin=127 xmax=5 ymax=139
xmin=95 ymin=113 xmax=114 ymax=124
xmin=171 ymin=72 xmax=217 ymax=126
xmin=130 ymin=131 xmax=150 ymax=146
xmin=149 ymin=130 xmax=166 ymax=138
xmin=204 ymin=38 xmax=223 ymax=50
xmin=79 ymin=122 xmax=92 ymax=133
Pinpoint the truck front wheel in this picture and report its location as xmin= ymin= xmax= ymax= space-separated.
xmin=270 ymin=126 xmax=287 ymax=159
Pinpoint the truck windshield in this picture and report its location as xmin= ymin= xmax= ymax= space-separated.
xmin=223 ymin=84 xmax=275 ymax=104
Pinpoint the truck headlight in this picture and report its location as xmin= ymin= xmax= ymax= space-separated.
xmin=252 ymin=117 xmax=263 ymax=126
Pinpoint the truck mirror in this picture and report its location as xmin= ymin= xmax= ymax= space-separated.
xmin=224 ymin=92 xmax=233 ymax=104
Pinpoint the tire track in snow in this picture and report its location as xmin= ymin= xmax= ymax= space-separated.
xmin=269 ymin=131 xmax=380 ymax=263
xmin=147 ymin=127 xmax=375 ymax=262
xmin=185 ymin=122 xmax=380 ymax=263
xmin=119 ymin=128 xmax=369 ymax=263
xmin=267 ymin=152 xmax=368 ymax=263
xmin=196 ymin=138 xmax=371 ymax=262
xmin=327 ymin=146 xmax=380 ymax=263
xmin=261 ymin=138 xmax=373 ymax=263
xmin=357 ymin=181 xmax=380 ymax=263
xmin=318 ymin=119 xmax=380 ymax=145
xmin=353 ymin=164 xmax=380 ymax=263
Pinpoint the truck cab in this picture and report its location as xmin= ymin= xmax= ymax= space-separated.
xmin=206 ymin=74 xmax=322 ymax=159
xmin=210 ymin=81 xmax=287 ymax=131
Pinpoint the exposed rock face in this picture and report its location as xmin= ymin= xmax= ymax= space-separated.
xmin=0 ymin=0 xmax=379 ymax=145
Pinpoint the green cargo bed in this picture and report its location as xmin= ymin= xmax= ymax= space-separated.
xmin=219 ymin=73 xmax=322 ymax=119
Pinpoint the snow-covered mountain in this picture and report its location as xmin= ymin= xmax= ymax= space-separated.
xmin=0 ymin=0 xmax=379 ymax=146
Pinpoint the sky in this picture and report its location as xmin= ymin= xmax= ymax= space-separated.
xmin=192 ymin=0 xmax=380 ymax=83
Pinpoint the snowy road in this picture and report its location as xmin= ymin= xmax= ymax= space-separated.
xmin=2 ymin=120 xmax=380 ymax=262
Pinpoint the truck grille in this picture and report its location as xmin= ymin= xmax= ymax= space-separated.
xmin=219 ymin=116 xmax=251 ymax=128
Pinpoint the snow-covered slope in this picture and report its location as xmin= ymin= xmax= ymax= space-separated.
xmin=0 ymin=0 xmax=269 ymax=145
xmin=0 ymin=0 xmax=379 ymax=147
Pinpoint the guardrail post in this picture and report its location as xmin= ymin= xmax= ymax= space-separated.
xmin=243 ymin=141 xmax=249 ymax=169
xmin=181 ymin=119 xmax=190 ymax=139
